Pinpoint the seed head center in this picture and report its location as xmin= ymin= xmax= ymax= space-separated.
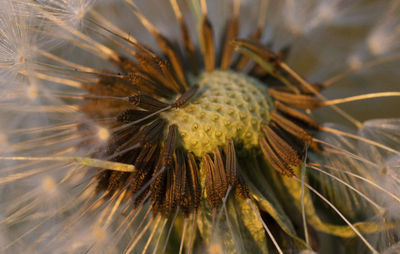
xmin=162 ymin=70 xmax=271 ymax=157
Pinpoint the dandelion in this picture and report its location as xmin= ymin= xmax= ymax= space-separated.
xmin=1 ymin=0 xmax=400 ymax=253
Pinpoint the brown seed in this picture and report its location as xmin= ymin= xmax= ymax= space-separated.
xmin=274 ymin=101 xmax=320 ymax=130
xmin=213 ymin=147 xmax=228 ymax=200
xmin=179 ymin=21 xmax=198 ymax=74
xmin=224 ymin=139 xmax=238 ymax=187
xmin=269 ymin=89 xmax=322 ymax=110
xmin=271 ymin=112 xmax=313 ymax=142
xmin=259 ymin=137 xmax=294 ymax=176
xmin=200 ymin=16 xmax=215 ymax=72
xmin=187 ymin=153 xmax=201 ymax=210
xmin=263 ymin=125 xmax=302 ymax=166
xmin=220 ymin=17 xmax=239 ymax=70
xmin=128 ymin=94 xmax=169 ymax=111
xmin=173 ymin=84 xmax=199 ymax=108
xmin=234 ymin=28 xmax=262 ymax=71
xmin=203 ymin=154 xmax=220 ymax=208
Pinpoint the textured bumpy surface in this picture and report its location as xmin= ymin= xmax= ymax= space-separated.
xmin=163 ymin=70 xmax=271 ymax=157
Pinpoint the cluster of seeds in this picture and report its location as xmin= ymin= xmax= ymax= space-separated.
xmin=163 ymin=70 xmax=271 ymax=157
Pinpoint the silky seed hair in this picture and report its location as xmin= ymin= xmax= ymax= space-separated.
xmin=1 ymin=0 xmax=400 ymax=253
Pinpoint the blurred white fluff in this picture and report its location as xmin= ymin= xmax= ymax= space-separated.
xmin=281 ymin=0 xmax=363 ymax=36
xmin=347 ymin=1 xmax=400 ymax=71
xmin=366 ymin=1 xmax=400 ymax=57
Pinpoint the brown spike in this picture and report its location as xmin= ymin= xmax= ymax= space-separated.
xmin=263 ymin=125 xmax=302 ymax=166
xmin=170 ymin=0 xmax=198 ymax=73
xmin=271 ymin=112 xmax=313 ymax=142
xmin=144 ymin=119 xmax=166 ymax=145
xmin=127 ymin=72 xmax=175 ymax=97
xmin=235 ymin=171 xmax=250 ymax=199
xmin=128 ymin=94 xmax=169 ymax=111
xmin=179 ymin=19 xmax=198 ymax=74
xmin=129 ymin=145 xmax=158 ymax=197
xmin=213 ymin=147 xmax=228 ymax=200
xmin=234 ymin=28 xmax=262 ymax=71
xmin=187 ymin=153 xmax=201 ymax=210
xmin=172 ymin=84 xmax=199 ymax=108
xmin=158 ymin=60 xmax=186 ymax=93
xmin=134 ymin=143 xmax=159 ymax=171
xmin=232 ymin=38 xmax=280 ymax=64
xmin=150 ymin=162 xmax=167 ymax=213
xmin=164 ymin=163 xmax=176 ymax=214
xmin=271 ymin=113 xmax=313 ymax=145
xmin=151 ymin=124 xmax=178 ymax=210
xmin=259 ymin=137 xmax=294 ymax=176
xmin=203 ymin=154 xmax=220 ymax=208
xmin=220 ymin=16 xmax=239 ymax=69
xmin=153 ymin=33 xmax=189 ymax=89
xmin=127 ymin=1 xmax=188 ymax=88
xmin=174 ymin=149 xmax=187 ymax=209
xmin=162 ymin=125 xmax=178 ymax=168
xmin=274 ymin=101 xmax=320 ymax=130
xmin=224 ymin=139 xmax=238 ymax=187
xmin=107 ymin=171 xmax=129 ymax=193
xmin=269 ymin=89 xmax=322 ymax=109
xmin=135 ymin=51 xmax=176 ymax=92
xmin=231 ymin=39 xmax=308 ymax=93
xmin=129 ymin=118 xmax=165 ymax=145
xmin=117 ymin=110 xmax=151 ymax=123
xmin=200 ymin=16 xmax=215 ymax=72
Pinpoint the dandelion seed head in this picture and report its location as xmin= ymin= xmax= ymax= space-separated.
xmin=163 ymin=70 xmax=270 ymax=157
xmin=1 ymin=0 xmax=400 ymax=253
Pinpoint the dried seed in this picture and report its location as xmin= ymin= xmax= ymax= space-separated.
xmin=259 ymin=137 xmax=294 ymax=176
xmin=117 ymin=109 xmax=151 ymax=123
xmin=174 ymin=149 xmax=187 ymax=209
xmin=274 ymin=101 xmax=320 ymax=130
xmin=172 ymin=84 xmax=199 ymax=108
xmin=187 ymin=153 xmax=201 ymax=210
xmin=263 ymin=125 xmax=302 ymax=166
xmin=158 ymin=59 xmax=186 ymax=93
xmin=213 ymin=147 xmax=228 ymax=200
xmin=162 ymin=125 xmax=178 ymax=168
xmin=203 ymin=154 xmax=220 ymax=208
xmin=220 ymin=17 xmax=239 ymax=69
xmin=200 ymin=16 xmax=215 ymax=72
xmin=234 ymin=28 xmax=262 ymax=70
xmin=271 ymin=112 xmax=312 ymax=142
xmin=224 ymin=139 xmax=238 ymax=187
xmin=269 ymin=89 xmax=322 ymax=109
xmin=179 ymin=21 xmax=198 ymax=74
xmin=128 ymin=94 xmax=169 ymax=111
